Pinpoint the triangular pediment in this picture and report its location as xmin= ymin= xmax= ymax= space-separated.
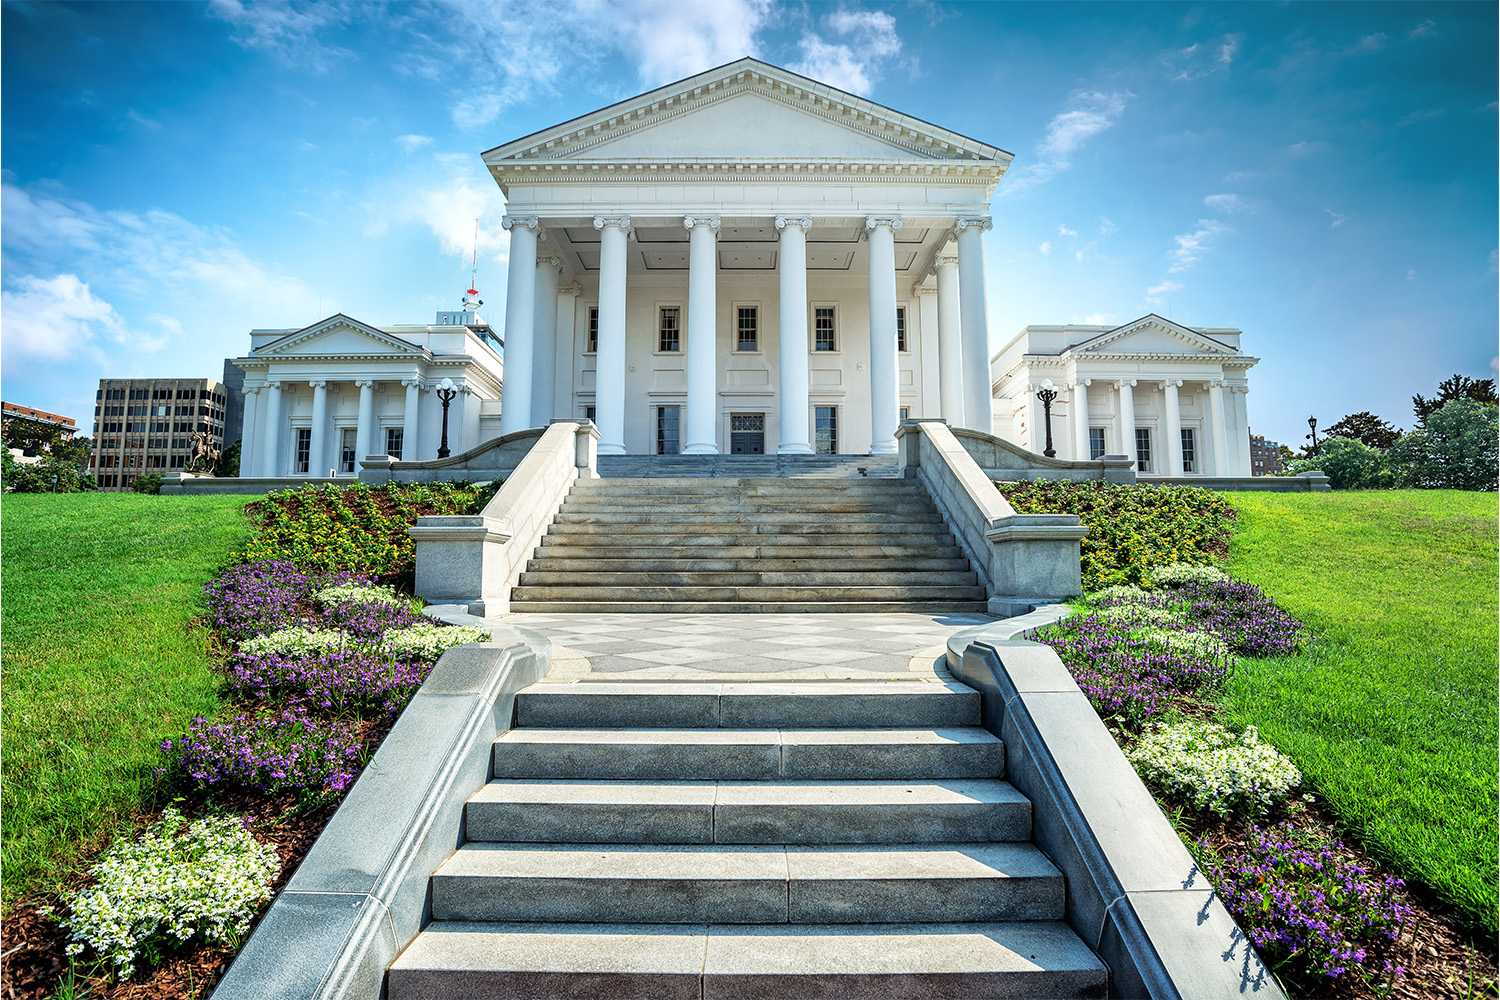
xmin=1069 ymin=315 xmax=1236 ymax=356
xmin=258 ymin=314 xmax=426 ymax=358
xmin=485 ymin=58 xmax=1010 ymax=167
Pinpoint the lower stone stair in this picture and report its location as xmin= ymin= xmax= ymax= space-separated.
xmin=509 ymin=476 xmax=988 ymax=613
xmin=387 ymin=679 xmax=1108 ymax=998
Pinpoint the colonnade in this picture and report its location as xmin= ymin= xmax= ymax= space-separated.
xmin=1067 ymin=377 xmax=1247 ymax=475
xmin=498 ymin=214 xmax=997 ymax=457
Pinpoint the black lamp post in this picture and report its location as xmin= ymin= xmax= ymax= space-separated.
xmin=50 ymin=473 xmax=58 ymax=493
xmin=1306 ymin=415 xmax=1319 ymax=456
xmin=436 ymin=378 xmax=458 ymax=459
xmin=1036 ymin=379 xmax=1059 ymax=458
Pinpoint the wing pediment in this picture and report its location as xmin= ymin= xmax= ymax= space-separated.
xmin=1071 ymin=315 xmax=1237 ymax=356
xmin=258 ymin=315 xmax=425 ymax=358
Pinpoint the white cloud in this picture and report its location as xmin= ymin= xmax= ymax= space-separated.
xmin=1354 ymin=32 xmax=1388 ymax=53
xmin=1 ymin=274 xmax=167 ymax=365
xmin=1145 ymin=279 xmax=1184 ymax=304
xmin=1203 ymin=193 xmax=1261 ymax=214
xmin=1405 ymin=269 xmax=1417 ymax=281
xmin=1080 ymin=312 xmax=1117 ymax=325
xmin=1217 ymin=35 xmax=1241 ymax=65
xmin=125 ymin=109 xmax=162 ymax=131
xmin=206 ymin=0 xmax=355 ymax=73
xmin=397 ymin=134 xmax=434 ymax=151
xmin=1057 ymin=224 xmax=1078 ymax=237
xmin=1396 ymin=108 xmax=1447 ymax=127
xmin=1038 ymin=241 xmax=1052 ymax=255
xmin=1098 ymin=216 xmax=1117 ymax=236
xmin=1166 ymin=218 xmax=1232 ymax=272
xmin=790 ymin=8 xmax=902 ymax=95
xmin=1410 ymin=19 xmax=1437 ymax=39
xmin=1488 ymin=249 xmax=1497 ymax=275
xmin=1325 ymin=209 xmax=1348 ymax=228
xmin=623 ymin=0 xmax=773 ymax=88
xmin=1002 ymin=90 xmax=1131 ymax=196
xmin=1167 ymin=34 xmax=1243 ymax=82
xmin=359 ymin=152 xmax=510 ymax=269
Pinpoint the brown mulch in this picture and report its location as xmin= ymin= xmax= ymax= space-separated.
xmin=1 ymin=713 xmax=395 ymax=1000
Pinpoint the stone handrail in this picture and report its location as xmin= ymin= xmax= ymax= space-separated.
xmin=408 ymin=420 xmax=598 ymax=615
xmin=950 ymin=426 xmax=1136 ymax=484
xmin=360 ymin=427 xmax=550 ymax=484
xmin=953 ymin=637 xmax=1286 ymax=1000
xmin=897 ymin=419 xmax=1088 ymax=617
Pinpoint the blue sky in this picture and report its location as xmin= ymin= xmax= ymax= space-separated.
xmin=3 ymin=0 xmax=1495 ymax=449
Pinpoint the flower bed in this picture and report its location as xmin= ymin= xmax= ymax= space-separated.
xmin=1028 ymin=564 xmax=1418 ymax=995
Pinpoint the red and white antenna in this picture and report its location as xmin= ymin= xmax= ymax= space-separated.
xmin=462 ymin=218 xmax=483 ymax=311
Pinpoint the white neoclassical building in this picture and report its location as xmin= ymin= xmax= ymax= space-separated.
xmin=230 ymin=58 xmax=1258 ymax=477
xmin=990 ymin=315 xmax=1258 ymax=476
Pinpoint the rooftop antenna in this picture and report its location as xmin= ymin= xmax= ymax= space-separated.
xmin=463 ymin=218 xmax=483 ymax=313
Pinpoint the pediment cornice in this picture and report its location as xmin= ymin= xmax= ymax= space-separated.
xmin=1067 ymin=314 xmax=1237 ymax=356
xmin=255 ymin=314 xmax=430 ymax=359
xmin=484 ymin=58 xmax=1011 ymax=177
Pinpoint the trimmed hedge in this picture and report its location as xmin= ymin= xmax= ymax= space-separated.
xmin=998 ymin=480 xmax=1234 ymax=589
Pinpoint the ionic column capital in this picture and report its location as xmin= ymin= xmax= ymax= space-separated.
xmin=1207 ymin=379 xmax=1227 ymax=390
xmin=912 ymin=285 xmax=938 ymax=297
xmin=559 ymin=284 xmax=583 ymax=296
xmin=683 ymin=216 xmax=720 ymax=232
xmin=1074 ymin=378 xmax=1093 ymax=388
xmin=864 ymin=215 xmax=903 ymax=232
xmin=353 ymin=379 xmax=376 ymax=389
xmin=775 ymin=215 xmax=812 ymax=232
xmin=934 ymin=250 xmax=959 ymax=268
xmin=242 ymin=386 xmax=260 ymax=396
xmin=308 ymin=380 xmax=328 ymax=390
xmin=1114 ymin=378 xmax=1137 ymax=389
xmin=593 ymin=215 xmax=632 ymax=232
xmin=1230 ymin=384 xmax=1250 ymax=394
xmin=401 ymin=377 xmax=422 ymax=388
xmin=955 ymin=216 xmax=993 ymax=233
xmin=1162 ymin=378 xmax=1184 ymax=389
xmin=502 ymin=216 xmax=540 ymax=232
xmin=264 ymin=380 xmax=284 ymax=391
xmin=537 ymin=252 xmax=563 ymax=269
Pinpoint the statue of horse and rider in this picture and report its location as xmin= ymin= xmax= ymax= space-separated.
xmin=186 ymin=431 xmax=221 ymax=474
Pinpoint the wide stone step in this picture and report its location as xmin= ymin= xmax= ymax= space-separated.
xmin=515 ymin=681 xmax=982 ymax=729
xmin=387 ymin=920 xmax=1108 ymax=999
xmin=508 ymin=585 xmax=987 ymax=603
xmin=561 ymin=501 xmax=926 ymax=516
xmin=429 ymin=842 xmax=1063 ymax=924
xmin=515 ymin=569 xmax=979 ymax=588
xmin=554 ymin=510 xmax=945 ymax=526
xmin=570 ymin=486 xmax=928 ymax=501
xmin=545 ymin=521 xmax=953 ymax=537
xmin=507 ymin=599 xmax=992 ymax=614
xmin=524 ymin=555 xmax=971 ymax=573
xmin=537 ymin=535 xmax=961 ymax=554
xmin=465 ymin=779 xmax=1030 ymax=845
xmin=492 ymin=728 xmax=1004 ymax=781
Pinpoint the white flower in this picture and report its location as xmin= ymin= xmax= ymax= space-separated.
xmin=382 ymin=623 xmax=489 ymax=660
xmin=1125 ymin=720 xmax=1301 ymax=818
xmin=312 ymin=583 xmax=411 ymax=610
xmin=240 ymin=626 xmax=348 ymax=658
xmin=1146 ymin=562 xmax=1230 ymax=588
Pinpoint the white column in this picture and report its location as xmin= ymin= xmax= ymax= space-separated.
xmin=776 ymin=216 xmax=813 ymax=454
xmin=355 ymin=379 xmax=375 ymax=465
xmin=1163 ymin=379 xmax=1183 ymax=476
xmin=259 ymin=380 xmax=283 ymax=476
xmin=1072 ymin=379 xmax=1091 ymax=460
xmin=955 ymin=217 xmax=994 ymax=432
xmin=1208 ymin=380 xmax=1230 ymax=477
xmin=500 ymin=215 xmax=539 ymax=435
xmin=915 ymin=287 xmax=939 ymax=416
xmin=240 ymin=388 xmax=260 ymax=478
xmin=594 ymin=215 xmax=631 ymax=455
xmin=532 ymin=252 xmax=561 ymax=427
xmin=1116 ymin=379 xmax=1137 ymax=464
xmin=402 ymin=378 xmax=423 ymax=462
xmin=308 ymin=380 xmax=328 ymax=477
xmin=557 ymin=287 xmax=580 ymax=418
xmin=865 ymin=216 xmax=901 ymax=456
xmin=1232 ymin=386 xmax=1252 ymax=475
xmin=683 ymin=215 xmax=720 ymax=454
xmin=934 ymin=249 xmax=964 ymax=424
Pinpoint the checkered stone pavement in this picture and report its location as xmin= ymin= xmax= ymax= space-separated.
xmin=500 ymin=611 xmax=995 ymax=679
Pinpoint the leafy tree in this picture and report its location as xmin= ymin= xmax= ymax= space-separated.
xmin=1323 ymin=411 xmax=1401 ymax=451
xmin=1413 ymin=374 xmax=1497 ymax=422
xmin=3 ymin=415 xmax=63 ymax=456
xmin=215 ymin=438 xmax=241 ymax=478
xmin=1286 ymin=437 xmax=1396 ymax=490
xmin=132 ymin=472 xmax=164 ymax=494
xmin=2 ymin=453 xmax=99 ymax=493
xmin=1387 ymin=398 xmax=1498 ymax=491
xmin=1276 ymin=444 xmax=1297 ymax=469
xmin=52 ymin=435 xmax=93 ymax=468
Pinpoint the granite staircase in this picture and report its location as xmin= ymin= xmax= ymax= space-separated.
xmin=509 ymin=475 xmax=989 ymax=613
xmin=387 ymin=679 xmax=1108 ymax=998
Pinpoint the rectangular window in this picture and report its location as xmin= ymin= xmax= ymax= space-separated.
xmin=814 ymin=307 xmax=836 ymax=351
xmin=340 ymin=428 xmax=357 ymax=474
xmin=587 ymin=307 xmax=599 ymax=353
xmin=294 ymin=428 xmax=311 ymax=474
xmin=736 ymin=307 xmax=758 ymax=352
xmin=656 ymin=406 xmax=680 ymax=455
xmin=1181 ymin=429 xmax=1197 ymax=474
xmin=896 ymin=307 xmax=907 ymax=352
xmin=815 ymin=406 xmax=838 ymax=454
xmin=386 ymin=427 xmax=403 ymax=460
xmin=657 ymin=307 xmax=681 ymax=352
xmin=1089 ymin=427 xmax=1106 ymax=461
xmin=584 ymin=405 xmax=596 ymax=424
xmin=899 ymin=406 xmax=910 ymax=422
xmin=1135 ymin=428 xmax=1152 ymax=473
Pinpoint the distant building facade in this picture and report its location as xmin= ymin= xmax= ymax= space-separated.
xmin=89 ymin=378 xmax=229 ymax=490
xmin=221 ymin=358 xmax=247 ymax=450
xmin=1249 ymin=432 xmax=1284 ymax=476
xmin=2 ymin=401 xmax=78 ymax=439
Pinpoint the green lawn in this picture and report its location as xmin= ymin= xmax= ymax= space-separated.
xmin=1220 ymin=490 xmax=1498 ymax=932
xmin=1 ymin=493 xmax=253 ymax=914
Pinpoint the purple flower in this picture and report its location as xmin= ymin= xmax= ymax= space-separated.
xmin=161 ymin=707 xmax=363 ymax=796
xmin=203 ymin=560 xmax=310 ymax=640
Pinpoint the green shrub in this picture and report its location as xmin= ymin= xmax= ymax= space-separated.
xmin=1286 ymin=437 xmax=1396 ymax=490
xmin=132 ymin=472 xmax=164 ymax=495
xmin=998 ymin=480 xmax=1234 ymax=589
xmin=2 ymin=452 xmax=97 ymax=493
xmin=1387 ymin=398 xmax=1499 ymax=491
xmin=234 ymin=481 xmax=497 ymax=580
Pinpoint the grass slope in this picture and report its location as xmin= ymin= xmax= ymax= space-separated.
xmin=1 ymin=493 xmax=253 ymax=914
xmin=1221 ymin=490 xmax=1498 ymax=932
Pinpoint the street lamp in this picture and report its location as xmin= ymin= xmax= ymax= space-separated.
xmin=1306 ymin=415 xmax=1319 ymax=456
xmin=436 ymin=378 xmax=458 ymax=459
xmin=1035 ymin=379 xmax=1059 ymax=458
xmin=50 ymin=473 xmax=58 ymax=493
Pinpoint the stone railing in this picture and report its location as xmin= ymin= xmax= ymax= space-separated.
xmin=897 ymin=419 xmax=1088 ymax=617
xmin=408 ymin=420 xmax=598 ymax=615
xmin=951 ymin=426 xmax=1136 ymax=484
xmin=360 ymin=427 xmax=551 ymax=484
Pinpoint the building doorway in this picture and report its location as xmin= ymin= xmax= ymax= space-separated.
xmin=730 ymin=413 xmax=765 ymax=454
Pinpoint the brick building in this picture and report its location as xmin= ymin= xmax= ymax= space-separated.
xmin=1248 ymin=431 xmax=1285 ymax=476
xmin=1 ymin=401 xmax=78 ymax=439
